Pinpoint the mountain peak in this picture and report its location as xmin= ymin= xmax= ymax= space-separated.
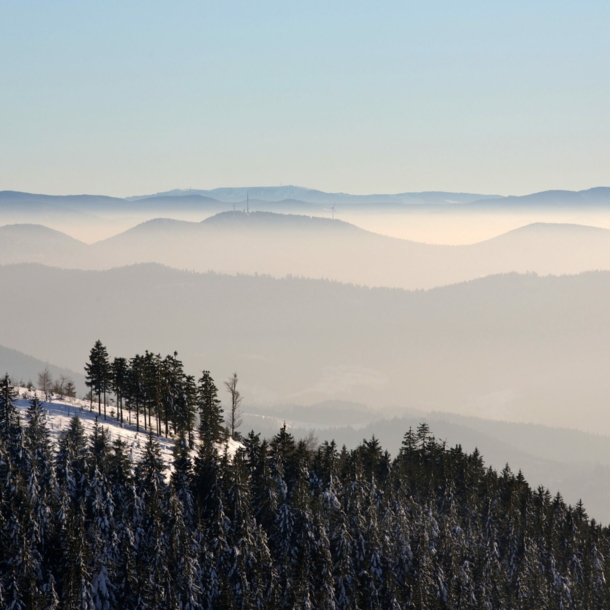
xmin=201 ymin=210 xmax=358 ymax=231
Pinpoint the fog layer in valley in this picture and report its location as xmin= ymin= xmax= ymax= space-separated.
xmin=5 ymin=186 xmax=610 ymax=245
xmin=5 ymin=213 xmax=610 ymax=290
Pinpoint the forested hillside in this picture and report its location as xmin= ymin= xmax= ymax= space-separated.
xmin=1 ymin=367 xmax=609 ymax=608
xmin=3 ymin=263 xmax=610 ymax=434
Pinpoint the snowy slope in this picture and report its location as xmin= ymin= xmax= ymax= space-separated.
xmin=14 ymin=388 xmax=242 ymax=469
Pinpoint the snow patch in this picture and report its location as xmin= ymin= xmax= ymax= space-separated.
xmin=14 ymin=388 xmax=242 ymax=469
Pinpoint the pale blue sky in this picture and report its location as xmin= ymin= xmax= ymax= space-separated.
xmin=1 ymin=1 xmax=609 ymax=196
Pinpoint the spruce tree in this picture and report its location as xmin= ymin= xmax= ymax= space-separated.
xmin=167 ymin=491 xmax=202 ymax=609
xmin=171 ymin=434 xmax=195 ymax=527
xmin=136 ymin=433 xmax=170 ymax=607
xmin=197 ymin=371 xmax=224 ymax=447
xmin=0 ymin=373 xmax=22 ymax=467
xmin=126 ymin=355 xmax=146 ymax=432
xmin=110 ymin=357 xmax=128 ymax=424
xmin=0 ymin=373 xmax=17 ymax=438
xmin=84 ymin=341 xmax=111 ymax=420
xmin=87 ymin=465 xmax=116 ymax=610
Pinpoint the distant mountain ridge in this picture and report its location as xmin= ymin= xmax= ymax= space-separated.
xmin=126 ymin=185 xmax=610 ymax=207
xmin=1 ymin=263 xmax=610 ymax=435
xmin=2 ymin=186 xmax=610 ymax=236
xmin=468 ymin=186 xmax=610 ymax=208
xmin=200 ymin=210 xmax=361 ymax=231
xmin=126 ymin=185 xmax=499 ymax=205
xmin=3 ymin=214 xmax=610 ymax=289
xmin=0 ymin=343 xmax=86 ymax=393
xmin=3 ymin=186 xmax=610 ymax=209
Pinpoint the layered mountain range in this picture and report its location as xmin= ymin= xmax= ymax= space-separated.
xmin=2 ymin=212 xmax=610 ymax=289
xmin=2 ymin=185 xmax=610 ymax=213
xmin=1 ymin=262 xmax=610 ymax=434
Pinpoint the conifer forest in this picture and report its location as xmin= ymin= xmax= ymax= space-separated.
xmin=0 ymin=343 xmax=607 ymax=609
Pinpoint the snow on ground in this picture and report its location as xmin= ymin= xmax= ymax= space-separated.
xmin=14 ymin=388 xmax=242 ymax=471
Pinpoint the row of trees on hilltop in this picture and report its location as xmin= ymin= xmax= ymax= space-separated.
xmin=1 ymin=370 xmax=609 ymax=608
xmin=84 ymin=340 xmax=241 ymax=442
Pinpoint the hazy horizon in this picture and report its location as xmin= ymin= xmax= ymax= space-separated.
xmin=6 ymin=185 xmax=610 ymax=245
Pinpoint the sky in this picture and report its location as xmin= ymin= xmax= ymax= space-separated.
xmin=1 ymin=1 xmax=609 ymax=197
